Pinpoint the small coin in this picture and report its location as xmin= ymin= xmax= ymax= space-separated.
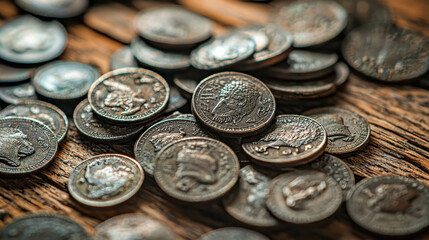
xmin=267 ymin=170 xmax=342 ymax=224
xmin=15 ymin=0 xmax=88 ymax=18
xmin=0 ymin=15 xmax=67 ymax=64
xmin=0 ymin=63 xmax=35 ymax=84
xmin=173 ymin=70 xmax=209 ymax=99
xmin=93 ymin=213 xmax=177 ymax=240
xmin=346 ymin=176 xmax=429 ymax=236
xmin=165 ymin=111 xmax=194 ymax=120
xmin=164 ymin=86 xmax=188 ymax=114
xmin=273 ymin=0 xmax=347 ymax=48
xmin=88 ymin=68 xmax=170 ymax=125
xmin=135 ymin=6 xmax=212 ymax=49
xmin=154 ymin=137 xmax=239 ymax=202
xmin=223 ymin=165 xmax=279 ymax=227
xmin=190 ymin=33 xmax=256 ymax=70
xmin=68 ymin=154 xmax=144 ymax=207
xmin=0 ymin=117 xmax=57 ymax=175
xmin=199 ymin=227 xmax=270 ymax=240
xmin=0 ymin=100 xmax=68 ymax=143
xmin=242 ymin=115 xmax=327 ymax=167
xmin=109 ymin=46 xmax=138 ymax=70
xmin=0 ymin=83 xmax=37 ymax=105
xmin=343 ymin=24 xmax=429 ymax=82
xmin=192 ymin=72 xmax=276 ymax=137
xmin=0 ymin=213 xmax=89 ymax=240
xmin=303 ymin=106 xmax=370 ymax=154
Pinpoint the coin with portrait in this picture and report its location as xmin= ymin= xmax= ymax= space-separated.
xmin=199 ymin=227 xmax=269 ymax=240
xmin=0 ymin=83 xmax=37 ymax=105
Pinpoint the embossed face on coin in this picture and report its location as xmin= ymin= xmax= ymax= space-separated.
xmin=199 ymin=227 xmax=270 ymax=240
xmin=88 ymin=68 xmax=169 ymax=124
xmin=154 ymin=137 xmax=239 ymax=202
xmin=192 ymin=72 xmax=276 ymax=137
xmin=0 ymin=83 xmax=37 ymax=105
xmin=68 ymin=154 xmax=144 ymax=207
xmin=15 ymin=0 xmax=88 ymax=18
xmin=346 ymin=176 xmax=429 ymax=236
xmin=110 ymin=46 xmax=138 ymax=70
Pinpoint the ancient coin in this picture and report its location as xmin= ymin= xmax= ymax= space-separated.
xmin=0 ymin=63 xmax=35 ymax=84
xmin=0 ymin=15 xmax=67 ymax=64
xmin=242 ymin=115 xmax=327 ymax=167
xmin=0 ymin=83 xmax=37 ymax=105
xmin=273 ymin=0 xmax=347 ymax=48
xmin=190 ymin=33 xmax=256 ymax=70
xmin=109 ymin=46 xmax=138 ymax=70
xmin=343 ymin=24 xmax=429 ymax=82
xmin=192 ymin=72 xmax=276 ymax=137
xmin=346 ymin=176 xmax=429 ymax=236
xmin=267 ymin=170 xmax=342 ymax=224
xmin=265 ymin=50 xmax=338 ymax=80
xmin=303 ymin=107 xmax=370 ymax=154
xmin=93 ymin=213 xmax=177 ymax=240
xmin=130 ymin=37 xmax=191 ymax=72
xmin=88 ymin=68 xmax=169 ymax=125
xmin=0 ymin=213 xmax=89 ymax=240
xmin=15 ymin=0 xmax=88 ymax=18
xmin=173 ymin=70 xmax=209 ymax=99
xmin=0 ymin=117 xmax=57 ymax=175
xmin=199 ymin=227 xmax=270 ymax=240
xmin=73 ymin=99 xmax=145 ymax=142
xmin=223 ymin=165 xmax=279 ymax=227
xmin=135 ymin=6 xmax=212 ymax=49
xmin=0 ymin=100 xmax=68 ymax=143
xmin=68 ymin=154 xmax=144 ymax=207
xmin=154 ymin=137 xmax=239 ymax=202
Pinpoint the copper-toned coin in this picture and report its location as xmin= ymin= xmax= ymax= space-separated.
xmin=88 ymin=68 xmax=169 ymax=125
xmin=15 ymin=0 xmax=88 ymax=18
xmin=68 ymin=154 xmax=144 ymax=207
xmin=192 ymin=72 xmax=276 ymax=137
xmin=93 ymin=214 xmax=177 ymax=240
xmin=173 ymin=70 xmax=209 ymax=99
xmin=242 ymin=115 xmax=327 ymax=167
xmin=165 ymin=111 xmax=194 ymax=120
xmin=190 ymin=33 xmax=256 ymax=71
xmin=154 ymin=137 xmax=239 ymax=202
xmin=346 ymin=176 xmax=429 ymax=236
xmin=223 ymin=165 xmax=279 ymax=227
xmin=303 ymin=107 xmax=370 ymax=154
xmin=199 ymin=227 xmax=270 ymax=240
xmin=109 ymin=46 xmax=138 ymax=70
xmin=0 ymin=117 xmax=57 ymax=175
xmin=0 ymin=83 xmax=37 ymax=105
xmin=267 ymin=170 xmax=342 ymax=224
xmin=273 ymin=0 xmax=347 ymax=48
xmin=0 ymin=63 xmax=35 ymax=84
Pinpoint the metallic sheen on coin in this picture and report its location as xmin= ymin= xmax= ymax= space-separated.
xmin=15 ymin=0 xmax=88 ymax=18
xmin=110 ymin=46 xmax=138 ymax=70
xmin=0 ymin=83 xmax=37 ymax=105
xmin=0 ymin=63 xmax=35 ymax=84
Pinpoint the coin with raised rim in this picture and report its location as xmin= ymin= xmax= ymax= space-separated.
xmin=15 ymin=0 xmax=88 ymax=18
xmin=0 ymin=83 xmax=37 ymax=105
xmin=110 ymin=46 xmax=138 ymax=70
xmin=199 ymin=227 xmax=270 ymax=240
xmin=0 ymin=63 xmax=35 ymax=84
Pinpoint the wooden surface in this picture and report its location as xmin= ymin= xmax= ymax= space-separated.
xmin=1 ymin=0 xmax=429 ymax=239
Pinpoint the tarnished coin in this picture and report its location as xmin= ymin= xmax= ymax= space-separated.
xmin=190 ymin=33 xmax=256 ymax=71
xmin=73 ymin=99 xmax=145 ymax=142
xmin=0 ymin=63 xmax=35 ymax=84
xmin=346 ymin=176 xmax=429 ymax=236
xmin=88 ymin=68 xmax=170 ymax=125
xmin=0 ymin=83 xmax=37 ymax=105
xmin=15 ymin=0 xmax=88 ymax=18
xmin=109 ymin=46 xmax=138 ymax=70
xmin=174 ymin=70 xmax=209 ymax=99
xmin=154 ymin=137 xmax=239 ymax=202
xmin=0 ymin=213 xmax=89 ymax=240
xmin=223 ymin=165 xmax=279 ymax=227
xmin=0 ymin=15 xmax=67 ymax=64
xmin=199 ymin=227 xmax=270 ymax=240
xmin=131 ymin=38 xmax=191 ymax=72
xmin=135 ymin=6 xmax=212 ymax=49
xmin=343 ymin=24 xmax=429 ymax=81
xmin=267 ymin=170 xmax=342 ymax=224
xmin=93 ymin=214 xmax=177 ymax=240
xmin=165 ymin=111 xmax=194 ymax=120
xmin=68 ymin=154 xmax=144 ymax=207
xmin=192 ymin=72 xmax=276 ymax=137
xmin=273 ymin=0 xmax=347 ymax=48
xmin=303 ymin=107 xmax=370 ymax=154
xmin=265 ymin=50 xmax=338 ymax=80
xmin=0 ymin=117 xmax=57 ymax=175
xmin=0 ymin=100 xmax=68 ymax=143
xmin=242 ymin=115 xmax=327 ymax=167
xmin=164 ymin=86 xmax=188 ymax=114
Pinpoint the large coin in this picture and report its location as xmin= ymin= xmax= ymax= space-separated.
xmin=88 ymin=68 xmax=169 ymax=125
xmin=0 ymin=63 xmax=35 ymax=84
xmin=346 ymin=176 xmax=429 ymax=236
xmin=303 ymin=107 xmax=370 ymax=154
xmin=192 ymin=72 xmax=276 ymax=137
xmin=15 ymin=0 xmax=88 ymax=18
xmin=68 ymin=154 xmax=144 ymax=207
xmin=154 ymin=137 xmax=239 ymax=202
xmin=0 ymin=83 xmax=37 ymax=105
xmin=0 ymin=117 xmax=57 ymax=175
xmin=199 ymin=227 xmax=270 ymax=240
xmin=0 ymin=15 xmax=67 ymax=64
xmin=109 ymin=46 xmax=138 ymax=70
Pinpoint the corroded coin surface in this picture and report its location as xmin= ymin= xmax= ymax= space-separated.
xmin=93 ymin=214 xmax=177 ymax=240
xmin=68 ymin=154 xmax=144 ymax=207
xmin=0 ymin=100 xmax=68 ymax=143
xmin=346 ymin=176 xmax=429 ymax=236
xmin=192 ymin=72 xmax=276 ymax=137
xmin=304 ymin=107 xmax=370 ymax=154
xmin=0 ymin=118 xmax=57 ymax=175
xmin=88 ymin=68 xmax=169 ymax=124
xmin=199 ymin=227 xmax=270 ymax=240
xmin=267 ymin=171 xmax=342 ymax=224
xmin=242 ymin=115 xmax=327 ymax=167
xmin=154 ymin=137 xmax=239 ymax=202
xmin=0 ymin=63 xmax=35 ymax=83
xmin=109 ymin=46 xmax=138 ymax=70
xmin=0 ymin=83 xmax=37 ymax=105
xmin=15 ymin=0 xmax=88 ymax=18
